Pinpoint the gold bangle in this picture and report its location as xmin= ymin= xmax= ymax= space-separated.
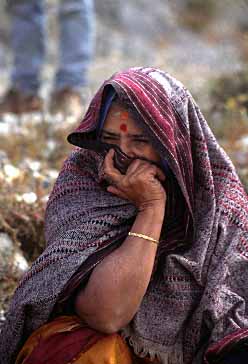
xmin=128 ymin=232 xmax=159 ymax=245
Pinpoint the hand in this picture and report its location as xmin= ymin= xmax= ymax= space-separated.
xmin=103 ymin=149 xmax=167 ymax=211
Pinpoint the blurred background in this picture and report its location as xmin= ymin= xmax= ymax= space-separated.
xmin=0 ymin=0 xmax=248 ymax=323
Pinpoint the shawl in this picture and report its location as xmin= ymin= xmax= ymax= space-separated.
xmin=1 ymin=67 xmax=248 ymax=364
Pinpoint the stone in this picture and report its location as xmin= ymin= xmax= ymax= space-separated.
xmin=0 ymin=232 xmax=29 ymax=279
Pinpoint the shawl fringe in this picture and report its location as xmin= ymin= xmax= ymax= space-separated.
xmin=120 ymin=326 xmax=184 ymax=364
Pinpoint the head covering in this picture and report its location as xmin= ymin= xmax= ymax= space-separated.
xmin=96 ymin=85 xmax=116 ymax=136
xmin=1 ymin=68 xmax=248 ymax=364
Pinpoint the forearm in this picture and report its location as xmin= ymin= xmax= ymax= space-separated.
xmin=75 ymin=205 xmax=165 ymax=333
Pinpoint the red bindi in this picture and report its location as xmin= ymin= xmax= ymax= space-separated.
xmin=120 ymin=123 xmax=127 ymax=132
xmin=120 ymin=111 xmax=129 ymax=120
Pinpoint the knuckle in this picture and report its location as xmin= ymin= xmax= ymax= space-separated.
xmin=122 ymin=178 xmax=129 ymax=188
xmin=136 ymin=173 xmax=144 ymax=181
xmin=148 ymin=164 xmax=156 ymax=171
xmin=135 ymin=161 xmax=146 ymax=169
xmin=104 ymin=168 xmax=111 ymax=177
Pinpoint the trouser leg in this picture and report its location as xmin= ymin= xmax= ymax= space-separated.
xmin=55 ymin=0 xmax=95 ymax=91
xmin=7 ymin=0 xmax=46 ymax=95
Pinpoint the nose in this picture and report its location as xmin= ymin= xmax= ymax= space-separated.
xmin=119 ymin=138 xmax=134 ymax=157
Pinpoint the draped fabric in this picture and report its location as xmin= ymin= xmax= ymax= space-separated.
xmin=15 ymin=315 xmax=160 ymax=364
xmin=0 ymin=67 xmax=248 ymax=364
xmin=15 ymin=316 xmax=107 ymax=364
xmin=15 ymin=316 xmax=132 ymax=364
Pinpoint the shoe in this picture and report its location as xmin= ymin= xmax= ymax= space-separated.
xmin=0 ymin=88 xmax=43 ymax=115
xmin=49 ymin=87 xmax=84 ymax=121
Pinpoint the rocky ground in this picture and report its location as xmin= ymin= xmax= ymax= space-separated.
xmin=0 ymin=0 xmax=248 ymax=325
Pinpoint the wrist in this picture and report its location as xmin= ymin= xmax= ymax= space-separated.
xmin=138 ymin=200 xmax=165 ymax=214
xmin=138 ymin=203 xmax=165 ymax=222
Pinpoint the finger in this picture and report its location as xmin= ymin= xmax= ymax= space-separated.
xmin=126 ymin=159 xmax=151 ymax=177
xmin=103 ymin=149 xmax=115 ymax=170
xmin=104 ymin=149 xmax=122 ymax=183
xmin=107 ymin=185 xmax=128 ymax=200
xmin=135 ymin=163 xmax=166 ymax=181
xmin=127 ymin=164 xmax=166 ymax=186
xmin=128 ymin=161 xmax=156 ymax=178
xmin=155 ymin=167 xmax=166 ymax=182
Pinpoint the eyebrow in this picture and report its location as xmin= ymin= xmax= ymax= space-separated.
xmin=101 ymin=130 xmax=148 ymax=138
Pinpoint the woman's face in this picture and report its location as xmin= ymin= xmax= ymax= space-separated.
xmin=100 ymin=103 xmax=161 ymax=163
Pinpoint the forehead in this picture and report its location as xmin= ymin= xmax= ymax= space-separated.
xmin=103 ymin=103 xmax=143 ymax=133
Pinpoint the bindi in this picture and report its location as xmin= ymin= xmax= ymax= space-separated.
xmin=120 ymin=123 xmax=127 ymax=132
xmin=113 ymin=111 xmax=129 ymax=120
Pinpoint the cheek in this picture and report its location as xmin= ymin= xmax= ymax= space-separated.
xmin=132 ymin=144 xmax=160 ymax=162
xmin=143 ymin=146 xmax=161 ymax=162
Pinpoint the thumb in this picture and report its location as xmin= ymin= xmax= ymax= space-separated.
xmin=104 ymin=149 xmax=123 ymax=184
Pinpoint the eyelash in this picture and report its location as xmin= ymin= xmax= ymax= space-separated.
xmin=102 ymin=136 xmax=149 ymax=144
xmin=101 ymin=136 xmax=119 ymax=141
xmin=133 ymin=140 xmax=149 ymax=144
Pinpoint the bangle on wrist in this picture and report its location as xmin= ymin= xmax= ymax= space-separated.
xmin=128 ymin=232 xmax=159 ymax=245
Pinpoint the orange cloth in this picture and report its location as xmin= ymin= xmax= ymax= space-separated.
xmin=15 ymin=316 xmax=160 ymax=364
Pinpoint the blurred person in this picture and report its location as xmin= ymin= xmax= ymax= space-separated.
xmin=0 ymin=0 xmax=94 ymax=118
xmin=1 ymin=67 xmax=248 ymax=364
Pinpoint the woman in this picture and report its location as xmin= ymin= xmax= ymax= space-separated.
xmin=0 ymin=67 xmax=248 ymax=364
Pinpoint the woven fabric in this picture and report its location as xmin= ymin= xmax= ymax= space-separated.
xmin=0 ymin=68 xmax=248 ymax=364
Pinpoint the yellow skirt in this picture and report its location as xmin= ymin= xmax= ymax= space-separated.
xmin=16 ymin=315 xmax=159 ymax=364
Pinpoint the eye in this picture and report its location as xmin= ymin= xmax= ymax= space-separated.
xmin=132 ymin=139 xmax=149 ymax=145
xmin=101 ymin=136 xmax=119 ymax=142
